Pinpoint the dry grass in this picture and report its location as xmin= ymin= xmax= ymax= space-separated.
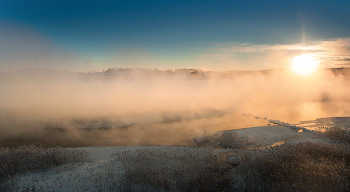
xmin=107 ymin=146 xmax=234 ymax=192
xmin=0 ymin=144 xmax=90 ymax=190
xmin=191 ymin=130 xmax=256 ymax=149
xmin=96 ymin=142 xmax=350 ymax=192
xmin=235 ymin=142 xmax=350 ymax=191
xmin=321 ymin=127 xmax=350 ymax=145
xmin=2 ymin=132 xmax=350 ymax=191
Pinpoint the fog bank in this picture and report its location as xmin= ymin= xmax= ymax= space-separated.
xmin=1 ymin=68 xmax=350 ymax=147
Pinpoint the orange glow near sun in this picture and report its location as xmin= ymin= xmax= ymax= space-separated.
xmin=291 ymin=54 xmax=319 ymax=75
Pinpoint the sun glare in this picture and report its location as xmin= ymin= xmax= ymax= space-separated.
xmin=291 ymin=54 xmax=319 ymax=75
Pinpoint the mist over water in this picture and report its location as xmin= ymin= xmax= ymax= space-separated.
xmin=1 ymin=68 xmax=350 ymax=147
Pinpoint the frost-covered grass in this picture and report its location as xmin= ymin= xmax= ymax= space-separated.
xmin=0 ymin=144 xmax=90 ymax=190
xmin=322 ymin=126 xmax=350 ymax=145
xmin=2 ymin=134 xmax=350 ymax=191
xmin=235 ymin=142 xmax=350 ymax=191
xmin=191 ymin=130 xmax=256 ymax=149
xmin=93 ymin=142 xmax=350 ymax=192
xmin=109 ymin=147 xmax=233 ymax=192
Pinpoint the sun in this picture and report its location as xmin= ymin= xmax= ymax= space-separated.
xmin=291 ymin=54 xmax=319 ymax=75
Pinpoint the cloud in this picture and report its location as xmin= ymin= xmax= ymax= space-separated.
xmin=210 ymin=38 xmax=350 ymax=69
xmin=2 ymin=17 xmax=349 ymax=72
xmin=193 ymin=51 xmax=290 ymax=71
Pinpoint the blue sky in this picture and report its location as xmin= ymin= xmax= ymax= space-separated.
xmin=1 ymin=0 xmax=350 ymax=71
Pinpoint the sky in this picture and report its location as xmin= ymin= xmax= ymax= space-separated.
xmin=1 ymin=0 xmax=350 ymax=72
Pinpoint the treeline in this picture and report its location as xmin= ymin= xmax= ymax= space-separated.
xmin=1 ymin=67 xmax=349 ymax=80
